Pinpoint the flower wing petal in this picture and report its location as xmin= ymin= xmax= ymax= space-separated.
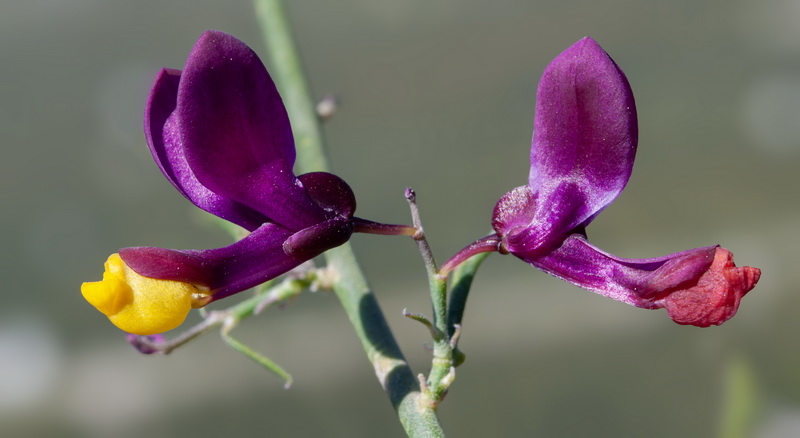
xmin=145 ymin=68 xmax=269 ymax=231
xmin=176 ymin=30 xmax=326 ymax=230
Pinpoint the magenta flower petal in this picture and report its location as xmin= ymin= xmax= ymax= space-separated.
xmin=176 ymin=30 xmax=326 ymax=231
xmin=524 ymin=37 xmax=637 ymax=252
xmin=521 ymin=235 xmax=760 ymax=327
xmin=145 ymin=68 xmax=270 ymax=231
xmin=283 ymin=216 xmax=354 ymax=259
xmin=297 ymin=172 xmax=357 ymax=218
xmin=121 ymin=223 xmax=302 ymax=301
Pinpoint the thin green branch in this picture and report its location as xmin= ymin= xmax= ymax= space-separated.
xmin=403 ymin=308 xmax=443 ymax=342
xmin=130 ymin=274 xmax=310 ymax=386
xmin=404 ymin=188 xmax=447 ymax=336
xmin=222 ymin=329 xmax=294 ymax=388
xmin=254 ymin=1 xmax=444 ymax=436
xmin=402 ymin=188 xmax=462 ymax=406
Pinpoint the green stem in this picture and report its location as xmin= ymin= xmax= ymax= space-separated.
xmin=327 ymin=245 xmax=444 ymax=435
xmin=717 ymin=354 xmax=761 ymax=438
xmin=404 ymin=189 xmax=447 ymax=336
xmin=222 ymin=331 xmax=294 ymax=388
xmin=130 ymin=274 xmax=310 ymax=385
xmin=254 ymin=1 xmax=444 ymax=436
xmin=230 ymin=275 xmax=308 ymax=320
xmin=403 ymin=189 xmax=459 ymax=404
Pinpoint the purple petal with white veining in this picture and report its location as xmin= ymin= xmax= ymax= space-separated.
xmin=176 ymin=30 xmax=326 ymax=231
xmin=524 ymin=37 xmax=637 ymax=251
xmin=144 ymin=68 xmax=269 ymax=231
xmin=519 ymin=235 xmax=716 ymax=308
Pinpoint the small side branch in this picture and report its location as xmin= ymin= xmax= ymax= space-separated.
xmin=128 ymin=273 xmax=313 ymax=386
xmin=405 ymin=188 xmax=446 ymax=335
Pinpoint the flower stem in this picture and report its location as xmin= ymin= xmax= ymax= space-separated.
xmin=437 ymin=234 xmax=500 ymax=279
xmin=129 ymin=275 xmax=310 ymax=384
xmin=221 ymin=331 xmax=294 ymax=389
xmin=254 ymin=1 xmax=444 ymax=436
xmin=352 ymin=217 xmax=417 ymax=237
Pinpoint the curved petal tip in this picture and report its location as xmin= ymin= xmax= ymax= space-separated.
xmin=659 ymin=248 xmax=760 ymax=327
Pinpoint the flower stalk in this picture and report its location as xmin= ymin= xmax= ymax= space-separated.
xmin=254 ymin=0 xmax=327 ymax=175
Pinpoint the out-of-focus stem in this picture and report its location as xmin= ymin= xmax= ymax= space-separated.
xmin=254 ymin=0 xmax=327 ymax=175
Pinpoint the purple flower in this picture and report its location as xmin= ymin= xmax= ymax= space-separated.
xmin=443 ymin=37 xmax=760 ymax=327
xmin=82 ymin=31 xmax=412 ymax=335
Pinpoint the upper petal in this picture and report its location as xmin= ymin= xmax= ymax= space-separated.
xmin=176 ymin=30 xmax=326 ymax=230
xmin=517 ymin=235 xmax=759 ymax=326
xmin=144 ymin=68 xmax=270 ymax=231
xmin=525 ymin=37 xmax=637 ymax=250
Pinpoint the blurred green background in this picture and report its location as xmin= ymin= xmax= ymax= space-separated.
xmin=1 ymin=0 xmax=797 ymax=436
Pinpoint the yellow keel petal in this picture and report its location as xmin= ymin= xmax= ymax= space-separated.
xmin=81 ymin=253 xmax=206 ymax=335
